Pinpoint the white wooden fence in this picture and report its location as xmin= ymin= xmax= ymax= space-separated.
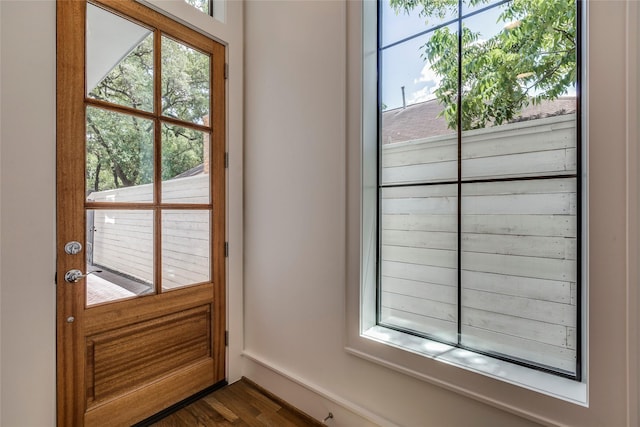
xmin=88 ymin=174 xmax=210 ymax=291
xmin=380 ymin=114 xmax=578 ymax=372
xmin=86 ymin=114 xmax=578 ymax=372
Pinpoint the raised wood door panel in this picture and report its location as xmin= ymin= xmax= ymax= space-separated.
xmin=56 ymin=1 xmax=226 ymax=425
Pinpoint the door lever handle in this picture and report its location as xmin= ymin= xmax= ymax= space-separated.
xmin=64 ymin=269 xmax=102 ymax=283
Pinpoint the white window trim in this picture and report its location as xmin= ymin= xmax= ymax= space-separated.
xmin=346 ymin=0 xmax=592 ymax=421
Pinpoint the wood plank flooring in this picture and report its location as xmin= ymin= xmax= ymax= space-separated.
xmin=148 ymin=378 xmax=324 ymax=427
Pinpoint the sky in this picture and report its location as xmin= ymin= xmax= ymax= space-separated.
xmin=380 ymin=0 xmax=576 ymax=111
xmin=380 ymin=1 xmax=507 ymax=110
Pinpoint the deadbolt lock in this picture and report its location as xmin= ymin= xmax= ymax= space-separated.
xmin=64 ymin=241 xmax=82 ymax=255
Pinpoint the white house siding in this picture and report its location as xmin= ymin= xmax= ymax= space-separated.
xmin=380 ymin=114 xmax=578 ymax=373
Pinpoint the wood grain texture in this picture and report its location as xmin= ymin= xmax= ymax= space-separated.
xmin=149 ymin=379 xmax=324 ymax=427
xmin=57 ymin=1 xmax=227 ymax=424
xmin=87 ymin=305 xmax=211 ymax=405
xmin=57 ymin=1 xmax=88 ymax=425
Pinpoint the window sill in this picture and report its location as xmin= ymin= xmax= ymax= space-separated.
xmin=349 ymin=325 xmax=586 ymax=406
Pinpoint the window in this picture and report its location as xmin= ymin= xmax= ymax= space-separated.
xmin=374 ymin=0 xmax=581 ymax=379
xmin=84 ymin=2 xmax=219 ymax=305
xmin=184 ymin=0 xmax=211 ymax=15
xmin=183 ymin=0 xmax=225 ymax=23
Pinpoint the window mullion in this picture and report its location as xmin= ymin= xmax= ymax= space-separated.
xmin=154 ymin=28 xmax=162 ymax=294
xmin=456 ymin=0 xmax=463 ymax=346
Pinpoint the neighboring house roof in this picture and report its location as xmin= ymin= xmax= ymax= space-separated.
xmin=172 ymin=163 xmax=204 ymax=179
xmin=381 ymin=97 xmax=577 ymax=144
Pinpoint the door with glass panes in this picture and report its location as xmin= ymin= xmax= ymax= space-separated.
xmin=56 ymin=1 xmax=226 ymax=425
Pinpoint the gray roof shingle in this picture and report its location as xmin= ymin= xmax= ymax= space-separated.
xmin=381 ymin=97 xmax=577 ymax=144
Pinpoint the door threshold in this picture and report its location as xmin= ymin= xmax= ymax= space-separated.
xmin=132 ymin=380 xmax=228 ymax=427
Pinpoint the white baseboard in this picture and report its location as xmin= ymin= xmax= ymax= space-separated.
xmin=241 ymin=351 xmax=397 ymax=427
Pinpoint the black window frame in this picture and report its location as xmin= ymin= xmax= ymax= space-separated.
xmin=375 ymin=0 xmax=583 ymax=381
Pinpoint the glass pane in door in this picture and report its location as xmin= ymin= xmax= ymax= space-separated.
xmin=161 ymin=36 xmax=211 ymax=125
xmin=86 ymin=107 xmax=154 ymax=202
xmin=162 ymin=210 xmax=210 ymax=291
xmin=161 ymin=123 xmax=210 ymax=204
xmin=86 ymin=3 xmax=154 ymax=112
xmin=86 ymin=209 xmax=154 ymax=306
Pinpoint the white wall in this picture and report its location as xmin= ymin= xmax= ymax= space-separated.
xmin=243 ymin=1 xmax=638 ymax=426
xmin=243 ymin=2 xmax=535 ymax=425
xmin=0 ymin=2 xmax=57 ymax=426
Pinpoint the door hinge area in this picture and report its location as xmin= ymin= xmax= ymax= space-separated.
xmin=225 ymin=331 xmax=229 ymax=346
xmin=224 ymin=152 xmax=228 ymax=168
xmin=224 ymin=63 xmax=229 ymax=80
xmin=224 ymin=242 xmax=228 ymax=257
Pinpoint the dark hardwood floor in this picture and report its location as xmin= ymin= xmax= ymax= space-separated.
xmin=148 ymin=378 xmax=324 ymax=427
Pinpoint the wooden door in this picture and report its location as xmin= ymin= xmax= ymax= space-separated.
xmin=56 ymin=1 xmax=226 ymax=425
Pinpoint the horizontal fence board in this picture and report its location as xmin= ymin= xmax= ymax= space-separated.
xmin=381 ymin=292 xmax=456 ymax=323
xmin=382 ymin=184 xmax=457 ymax=199
xmin=382 ymin=213 xmax=576 ymax=237
xmin=462 ymin=289 xmax=576 ymax=327
xmin=462 ymin=214 xmax=576 ymax=237
xmin=382 ymin=246 xmax=457 ymax=269
xmin=161 ymin=196 xmax=209 ymax=204
xmin=383 ymin=192 xmax=574 ymax=215
xmin=163 ymin=184 xmax=209 ymax=195
xmin=92 ymin=238 xmax=153 ymax=255
xmin=461 ymin=148 xmax=575 ymax=180
xmin=462 ymin=307 xmax=570 ymax=348
xmin=93 ymin=237 xmax=153 ymax=255
xmin=162 ymin=264 xmax=209 ymax=282
xmin=162 ymin=228 xmax=211 ymax=240
xmin=163 ymin=216 xmax=210 ymax=226
xmin=93 ymin=211 xmax=154 ymax=221
xmin=383 ymin=149 xmax=576 ymax=185
xmin=378 ymin=115 xmax=579 ymax=372
xmin=89 ymin=184 xmax=154 ymax=203
xmin=162 ymin=251 xmax=209 ymax=269
xmin=381 ymin=115 xmax=577 ymax=184
xmin=461 ymin=325 xmax=576 ymax=373
xmin=162 ymin=265 xmax=209 ymax=288
xmin=385 ymin=229 xmax=576 ymax=260
xmin=462 ymin=193 xmax=574 ymax=215
xmin=462 ymin=178 xmax=575 ymax=196
xmin=162 ymin=240 xmax=209 ymax=257
xmin=462 ymin=234 xmax=577 ymax=260
xmin=382 ymin=230 xmax=457 ymax=251
xmin=380 ymin=307 xmax=458 ymax=343
xmin=382 ymin=261 xmax=457 ymax=287
xmin=87 ymin=175 xmax=213 ymax=296
xmin=383 ymin=144 xmax=457 ymax=167
xmin=462 ymin=252 xmax=577 ymax=282
xmin=461 ymin=270 xmax=572 ymax=303
xmin=89 ymin=175 xmax=210 ymax=203
xmin=382 ymin=214 xmax=457 ymax=233
xmin=462 ymin=120 xmax=575 ymax=157
xmin=382 ymin=162 xmax=456 ymax=184
xmin=382 ymin=198 xmax=457 ymax=215
xmin=381 ymin=276 xmax=456 ymax=304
